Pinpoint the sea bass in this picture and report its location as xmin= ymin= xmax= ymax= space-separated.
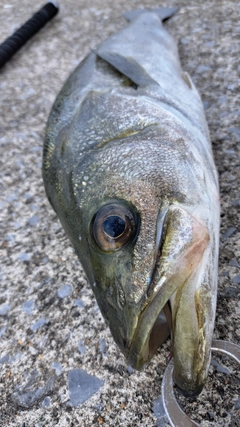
xmin=43 ymin=7 xmax=220 ymax=396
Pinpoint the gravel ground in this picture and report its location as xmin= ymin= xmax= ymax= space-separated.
xmin=0 ymin=1 xmax=239 ymax=426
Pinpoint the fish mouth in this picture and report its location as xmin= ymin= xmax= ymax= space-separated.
xmin=126 ymin=205 xmax=211 ymax=396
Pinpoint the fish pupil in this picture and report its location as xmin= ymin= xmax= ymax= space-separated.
xmin=102 ymin=216 xmax=126 ymax=238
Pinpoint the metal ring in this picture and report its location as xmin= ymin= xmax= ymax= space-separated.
xmin=161 ymin=340 xmax=240 ymax=427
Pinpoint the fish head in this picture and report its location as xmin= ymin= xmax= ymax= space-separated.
xmin=46 ymin=127 xmax=219 ymax=397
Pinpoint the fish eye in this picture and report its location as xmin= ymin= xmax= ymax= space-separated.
xmin=92 ymin=203 xmax=138 ymax=252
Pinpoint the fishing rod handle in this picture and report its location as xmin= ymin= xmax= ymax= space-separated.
xmin=0 ymin=2 xmax=59 ymax=68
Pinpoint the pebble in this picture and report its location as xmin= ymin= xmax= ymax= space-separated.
xmin=0 ymin=354 xmax=9 ymax=364
xmin=11 ymin=376 xmax=55 ymax=409
xmin=211 ymin=359 xmax=230 ymax=375
xmin=220 ymin=271 xmax=230 ymax=277
xmin=42 ymin=397 xmax=51 ymax=408
xmin=232 ymin=274 xmax=240 ymax=284
xmin=74 ymin=299 xmax=85 ymax=308
xmin=221 ymin=286 xmax=239 ymax=298
xmin=99 ymin=338 xmax=107 ymax=356
xmin=31 ymin=317 xmax=47 ymax=332
xmin=127 ymin=366 xmax=134 ymax=375
xmin=0 ymin=326 xmax=7 ymax=338
xmin=203 ymin=101 xmax=209 ymax=110
xmin=78 ymin=340 xmax=86 ymax=355
xmin=221 ymin=227 xmax=237 ymax=240
xmin=57 ymin=284 xmax=72 ymax=299
xmin=229 ymin=127 xmax=240 ymax=141
xmin=229 ymin=259 xmax=240 ymax=267
xmin=22 ymin=300 xmax=35 ymax=315
xmin=196 ymin=65 xmax=212 ymax=73
xmin=51 ymin=362 xmax=63 ymax=376
xmin=4 ymin=234 xmax=15 ymax=242
xmin=68 ymin=369 xmax=104 ymax=407
xmin=232 ymin=200 xmax=240 ymax=207
xmin=0 ymin=303 xmax=10 ymax=316
xmin=234 ymin=398 xmax=240 ymax=410
xmin=28 ymin=215 xmax=40 ymax=226
xmin=18 ymin=252 xmax=31 ymax=262
xmin=94 ymin=402 xmax=105 ymax=411
xmin=205 ymin=40 xmax=215 ymax=47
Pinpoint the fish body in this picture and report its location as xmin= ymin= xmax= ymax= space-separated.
xmin=43 ymin=8 xmax=220 ymax=396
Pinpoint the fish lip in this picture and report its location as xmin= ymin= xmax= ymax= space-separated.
xmin=126 ymin=283 xmax=175 ymax=369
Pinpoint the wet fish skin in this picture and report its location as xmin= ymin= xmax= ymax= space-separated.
xmin=43 ymin=8 xmax=220 ymax=396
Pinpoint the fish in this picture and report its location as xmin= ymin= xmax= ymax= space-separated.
xmin=42 ymin=7 xmax=220 ymax=397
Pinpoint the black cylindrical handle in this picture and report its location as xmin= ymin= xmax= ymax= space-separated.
xmin=0 ymin=2 xmax=59 ymax=68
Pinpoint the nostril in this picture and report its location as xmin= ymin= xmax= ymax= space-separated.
xmin=122 ymin=338 xmax=127 ymax=348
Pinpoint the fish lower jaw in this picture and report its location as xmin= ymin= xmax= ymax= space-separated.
xmin=126 ymin=300 xmax=172 ymax=370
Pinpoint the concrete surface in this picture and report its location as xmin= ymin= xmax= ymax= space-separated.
xmin=0 ymin=1 xmax=239 ymax=426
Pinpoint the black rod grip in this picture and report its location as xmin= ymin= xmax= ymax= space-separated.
xmin=0 ymin=2 xmax=59 ymax=68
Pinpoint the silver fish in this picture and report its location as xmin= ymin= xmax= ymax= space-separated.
xmin=43 ymin=8 xmax=220 ymax=396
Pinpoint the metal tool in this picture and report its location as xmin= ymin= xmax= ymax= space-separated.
xmin=162 ymin=340 xmax=240 ymax=427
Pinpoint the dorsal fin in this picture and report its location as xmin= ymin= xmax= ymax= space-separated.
xmin=123 ymin=7 xmax=178 ymax=22
xmin=96 ymin=51 xmax=158 ymax=88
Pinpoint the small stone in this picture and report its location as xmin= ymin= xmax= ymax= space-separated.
xmin=196 ymin=65 xmax=211 ymax=73
xmin=4 ymin=234 xmax=15 ymax=242
xmin=223 ymin=149 xmax=235 ymax=155
xmin=221 ymin=227 xmax=237 ymax=240
xmin=57 ymin=284 xmax=72 ymax=299
xmin=6 ymin=193 xmax=18 ymax=202
xmin=211 ymin=358 xmax=230 ymax=375
xmin=94 ymin=402 xmax=104 ymax=411
xmin=51 ymin=362 xmax=62 ymax=376
xmin=31 ymin=317 xmax=47 ymax=332
xmin=22 ymin=300 xmax=35 ymax=314
xmin=127 ymin=366 xmax=134 ymax=375
xmin=207 ymin=411 xmax=215 ymax=421
xmin=232 ymin=274 xmax=240 ymax=284
xmin=232 ymin=200 xmax=240 ymax=207
xmin=99 ymin=338 xmax=107 ymax=355
xmin=11 ymin=375 xmax=55 ymax=409
xmin=42 ymin=397 xmax=51 ymax=407
xmin=0 ymin=326 xmax=7 ymax=338
xmin=229 ymin=259 xmax=240 ymax=267
xmin=74 ymin=299 xmax=85 ymax=308
xmin=0 ymin=303 xmax=10 ymax=316
xmin=205 ymin=40 xmax=215 ymax=47
xmin=234 ymin=398 xmax=240 ymax=410
xmin=72 ymin=311 xmax=80 ymax=318
xmin=220 ymin=271 xmax=230 ymax=277
xmin=68 ymin=369 xmax=104 ymax=407
xmin=221 ymin=287 xmax=239 ymax=298
xmin=78 ymin=340 xmax=86 ymax=356
xmin=0 ymin=354 xmax=9 ymax=364
xmin=28 ymin=215 xmax=39 ymax=226
xmin=18 ymin=252 xmax=31 ymax=262
xmin=229 ymin=127 xmax=240 ymax=141
xmin=203 ymin=101 xmax=209 ymax=110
